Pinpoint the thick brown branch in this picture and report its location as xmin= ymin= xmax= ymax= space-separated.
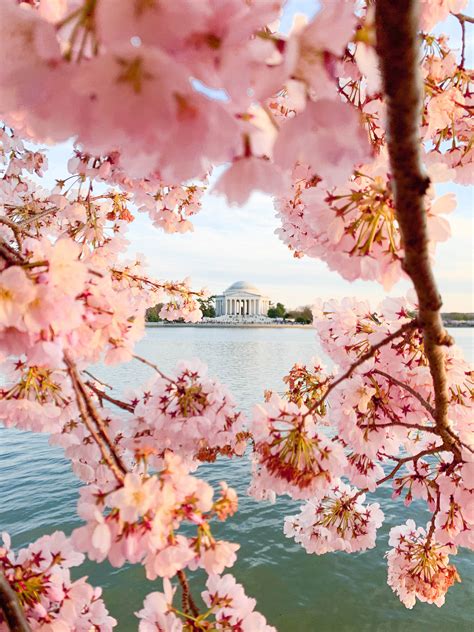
xmin=0 ymin=572 xmax=30 ymax=632
xmin=0 ymin=238 xmax=23 ymax=265
xmin=375 ymin=1 xmax=460 ymax=459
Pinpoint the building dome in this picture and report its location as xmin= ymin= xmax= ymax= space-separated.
xmin=225 ymin=280 xmax=260 ymax=293
xmin=215 ymin=281 xmax=270 ymax=318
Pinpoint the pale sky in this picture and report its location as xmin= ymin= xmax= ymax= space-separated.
xmin=125 ymin=180 xmax=473 ymax=312
xmin=42 ymin=1 xmax=473 ymax=312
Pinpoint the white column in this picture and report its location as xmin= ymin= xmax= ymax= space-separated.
xmin=251 ymin=299 xmax=254 ymax=315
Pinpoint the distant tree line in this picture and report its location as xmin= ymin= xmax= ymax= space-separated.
xmin=441 ymin=312 xmax=474 ymax=321
xmin=267 ymin=302 xmax=313 ymax=324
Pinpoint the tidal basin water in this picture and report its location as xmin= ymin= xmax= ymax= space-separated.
xmin=1 ymin=326 xmax=473 ymax=631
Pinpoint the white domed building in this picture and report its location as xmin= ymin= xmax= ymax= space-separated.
xmin=215 ymin=281 xmax=270 ymax=317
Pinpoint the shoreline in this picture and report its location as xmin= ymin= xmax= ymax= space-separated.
xmin=145 ymin=322 xmax=474 ymax=329
xmin=145 ymin=322 xmax=313 ymax=329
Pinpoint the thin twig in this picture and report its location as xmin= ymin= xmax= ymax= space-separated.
xmin=17 ymin=207 xmax=58 ymax=227
xmin=454 ymin=12 xmax=474 ymax=24
xmin=132 ymin=354 xmax=173 ymax=381
xmin=176 ymin=570 xmax=199 ymax=619
xmin=426 ymin=485 xmax=441 ymax=544
xmin=0 ymin=572 xmax=31 ymax=632
xmin=0 ymin=216 xmax=27 ymax=249
xmin=64 ymin=355 xmax=127 ymax=482
xmin=372 ymin=368 xmax=435 ymax=417
xmin=85 ymin=379 xmax=135 ymax=413
xmin=359 ymin=421 xmax=437 ymax=433
xmin=305 ymin=320 xmax=418 ymax=417
xmin=83 ymin=369 xmax=112 ymax=389
xmin=352 ymin=446 xmax=443 ymax=500
xmin=376 ymin=447 xmax=442 ymax=487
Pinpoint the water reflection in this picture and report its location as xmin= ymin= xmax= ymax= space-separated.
xmin=1 ymin=327 xmax=473 ymax=631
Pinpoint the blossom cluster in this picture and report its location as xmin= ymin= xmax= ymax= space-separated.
xmin=274 ymin=155 xmax=455 ymax=289
xmin=0 ymin=128 xmax=206 ymax=372
xmin=0 ymin=0 xmax=375 ymax=201
xmin=128 ymin=359 xmax=248 ymax=466
xmin=250 ymin=294 xmax=472 ymax=608
xmin=0 ymin=531 xmax=116 ymax=630
xmin=250 ymin=393 xmax=346 ymax=501
xmin=0 ymin=0 xmax=472 ymax=623
xmin=386 ymin=520 xmax=461 ymax=608
xmin=137 ymin=574 xmax=276 ymax=631
xmin=72 ymin=453 xmax=240 ymax=580
xmin=284 ymin=480 xmax=384 ymax=554
xmin=270 ymin=4 xmax=471 ymax=288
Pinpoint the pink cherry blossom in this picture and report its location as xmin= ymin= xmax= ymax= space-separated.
xmin=274 ymin=99 xmax=371 ymax=188
xmin=285 ymin=480 xmax=384 ymax=554
xmin=387 ymin=520 xmax=461 ymax=608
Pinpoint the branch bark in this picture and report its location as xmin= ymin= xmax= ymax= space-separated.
xmin=0 ymin=572 xmax=30 ymax=632
xmin=64 ymin=355 xmax=127 ymax=482
xmin=85 ymin=379 xmax=135 ymax=413
xmin=375 ymin=0 xmax=460 ymax=459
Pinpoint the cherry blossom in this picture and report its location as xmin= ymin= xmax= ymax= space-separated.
xmin=137 ymin=573 xmax=276 ymax=631
xmin=250 ymin=393 xmax=347 ymax=500
xmin=0 ymin=531 xmax=116 ymax=630
xmin=386 ymin=520 xmax=461 ymax=608
xmin=284 ymin=480 xmax=384 ymax=554
xmin=0 ymin=1 xmax=472 ymax=626
xmin=129 ymin=360 xmax=247 ymax=465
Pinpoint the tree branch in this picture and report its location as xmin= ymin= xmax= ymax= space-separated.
xmin=375 ymin=446 xmax=442 ymax=487
xmin=0 ymin=572 xmax=30 ymax=632
xmin=372 ymin=368 xmax=435 ymax=417
xmin=84 ymin=379 xmax=135 ymax=413
xmin=305 ymin=319 xmax=417 ymax=416
xmin=132 ymin=354 xmax=173 ymax=381
xmin=64 ymin=355 xmax=127 ymax=482
xmin=375 ymin=0 xmax=460 ymax=460
xmin=454 ymin=12 xmax=474 ymax=24
xmin=176 ymin=570 xmax=199 ymax=619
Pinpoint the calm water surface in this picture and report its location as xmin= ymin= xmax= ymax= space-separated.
xmin=1 ymin=327 xmax=473 ymax=631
